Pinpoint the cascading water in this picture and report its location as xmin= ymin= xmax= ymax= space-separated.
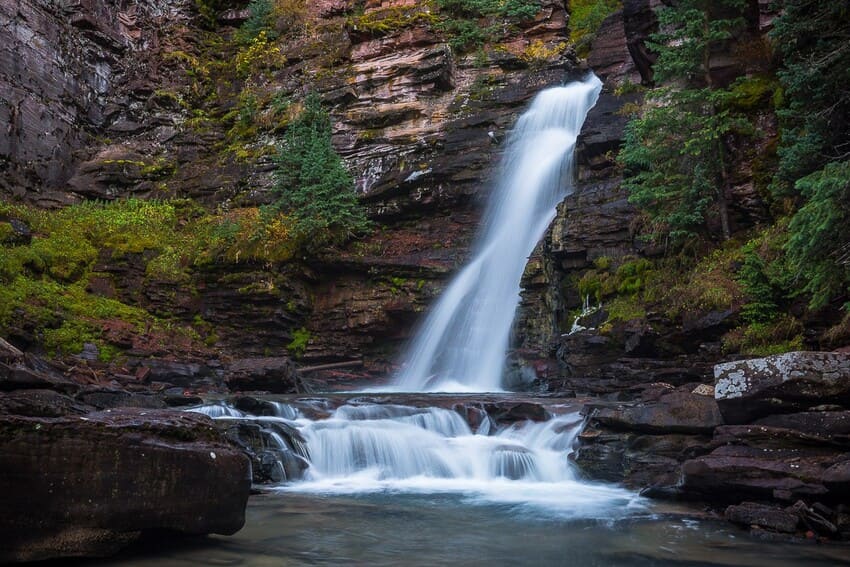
xmin=388 ymin=74 xmax=603 ymax=393
xmin=190 ymin=398 xmax=642 ymax=518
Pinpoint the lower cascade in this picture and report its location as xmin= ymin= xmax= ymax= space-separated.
xmin=388 ymin=74 xmax=603 ymax=393
xmin=190 ymin=399 xmax=642 ymax=518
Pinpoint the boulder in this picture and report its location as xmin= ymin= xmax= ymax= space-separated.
xmin=714 ymin=352 xmax=850 ymax=424
xmin=0 ymin=409 xmax=251 ymax=562
xmin=725 ymin=502 xmax=799 ymax=533
xmin=681 ymin=444 xmax=835 ymax=503
xmin=588 ymin=390 xmax=723 ymax=434
xmin=225 ymin=357 xmax=304 ymax=393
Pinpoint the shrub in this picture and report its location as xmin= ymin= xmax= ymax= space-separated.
xmin=269 ymin=94 xmax=371 ymax=249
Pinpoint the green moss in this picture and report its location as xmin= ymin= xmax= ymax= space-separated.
xmin=605 ymin=296 xmax=646 ymax=324
xmin=569 ymin=0 xmax=622 ymax=58
xmin=723 ymin=316 xmax=804 ymax=356
xmin=0 ymin=221 xmax=14 ymax=243
xmin=286 ymin=327 xmax=311 ymax=358
xmin=348 ymin=6 xmax=439 ymax=36
xmin=728 ymin=75 xmax=780 ymax=111
xmin=140 ymin=158 xmax=177 ymax=179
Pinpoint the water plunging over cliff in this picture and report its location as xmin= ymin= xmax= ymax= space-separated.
xmin=389 ymin=75 xmax=603 ymax=393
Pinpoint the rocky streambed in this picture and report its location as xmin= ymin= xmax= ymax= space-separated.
xmin=2 ymin=336 xmax=850 ymax=562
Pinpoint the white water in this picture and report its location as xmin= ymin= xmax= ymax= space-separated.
xmin=274 ymin=401 xmax=640 ymax=518
xmin=388 ymin=74 xmax=603 ymax=393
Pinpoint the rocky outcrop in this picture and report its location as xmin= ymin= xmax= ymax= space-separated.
xmin=0 ymin=0 xmax=193 ymax=204
xmin=0 ymin=408 xmax=251 ymax=562
xmin=0 ymin=346 xmax=269 ymax=562
xmin=714 ymin=351 xmax=850 ymax=423
xmin=574 ymin=352 xmax=850 ymax=540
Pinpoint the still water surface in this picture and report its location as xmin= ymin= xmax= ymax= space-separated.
xmin=91 ymin=493 xmax=849 ymax=566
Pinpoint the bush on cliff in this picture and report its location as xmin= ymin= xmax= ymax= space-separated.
xmin=268 ymin=94 xmax=371 ymax=250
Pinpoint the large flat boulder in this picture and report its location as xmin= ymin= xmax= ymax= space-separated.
xmin=714 ymin=352 xmax=850 ymax=424
xmin=0 ymin=409 xmax=251 ymax=563
xmin=589 ymin=390 xmax=723 ymax=434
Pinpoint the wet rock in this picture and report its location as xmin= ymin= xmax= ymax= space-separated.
xmin=681 ymin=444 xmax=836 ymax=503
xmin=0 ymin=389 xmax=92 ymax=417
xmin=0 ymin=409 xmax=251 ymax=562
xmin=129 ymin=358 xmax=223 ymax=390
xmin=221 ymin=420 xmax=309 ymax=484
xmin=162 ymin=387 xmax=204 ymax=407
xmin=714 ymin=352 xmax=850 ymax=424
xmin=725 ymin=502 xmax=799 ymax=533
xmin=823 ymin=460 xmax=850 ymax=495
xmin=588 ymin=391 xmax=723 ymax=434
xmin=484 ymin=401 xmax=551 ymax=424
xmin=75 ymin=388 xmax=166 ymax=410
xmin=225 ymin=357 xmax=304 ymax=394
xmin=789 ymin=500 xmax=838 ymax=536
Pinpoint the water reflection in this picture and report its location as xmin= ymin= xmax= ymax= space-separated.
xmin=86 ymin=494 xmax=849 ymax=567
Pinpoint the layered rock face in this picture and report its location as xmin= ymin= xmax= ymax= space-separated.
xmin=0 ymin=344 xmax=253 ymax=562
xmin=0 ymin=0 xmax=194 ymax=205
xmin=574 ymin=351 xmax=850 ymax=540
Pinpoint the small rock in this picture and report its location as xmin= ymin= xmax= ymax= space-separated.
xmin=725 ymin=502 xmax=799 ymax=533
xmin=691 ymin=384 xmax=714 ymax=397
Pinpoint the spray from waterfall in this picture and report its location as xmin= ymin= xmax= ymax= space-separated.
xmin=387 ymin=74 xmax=603 ymax=392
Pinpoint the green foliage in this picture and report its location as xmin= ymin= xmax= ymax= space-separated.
xmin=723 ymin=316 xmax=804 ymax=356
xmin=769 ymin=0 xmax=850 ymax=196
xmin=568 ymin=0 xmax=622 ymax=57
xmin=286 ymin=327 xmax=311 ymax=358
xmin=438 ymin=17 xmax=489 ymax=51
xmin=785 ymin=161 xmax=850 ymax=309
xmin=435 ymin=0 xmax=541 ymax=51
xmin=659 ymin=245 xmax=744 ymax=318
xmin=236 ymin=0 xmax=275 ymax=43
xmin=576 ymin=256 xmax=653 ymax=303
xmin=348 ymin=6 xmax=439 ymax=37
xmin=767 ymin=1 xmax=850 ymax=310
xmin=619 ymin=0 xmax=749 ymax=244
xmin=269 ymin=94 xmax=371 ymax=249
xmin=649 ymin=0 xmax=747 ymax=84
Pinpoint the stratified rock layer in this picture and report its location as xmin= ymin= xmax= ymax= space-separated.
xmin=714 ymin=351 xmax=850 ymax=423
xmin=0 ymin=408 xmax=251 ymax=563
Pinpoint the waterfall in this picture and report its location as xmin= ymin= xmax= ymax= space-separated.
xmin=389 ymin=74 xmax=603 ymax=393
xmin=188 ymin=398 xmax=641 ymax=517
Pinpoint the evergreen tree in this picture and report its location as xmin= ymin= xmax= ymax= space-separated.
xmin=769 ymin=0 xmax=850 ymax=195
xmin=771 ymin=1 xmax=850 ymax=309
xmin=269 ymin=94 xmax=371 ymax=250
xmin=619 ymin=0 xmax=748 ymax=244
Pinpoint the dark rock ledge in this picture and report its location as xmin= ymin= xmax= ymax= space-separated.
xmin=0 ymin=339 xmax=277 ymax=563
xmin=574 ymin=351 xmax=850 ymax=542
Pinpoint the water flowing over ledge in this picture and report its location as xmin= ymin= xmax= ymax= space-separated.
xmin=385 ymin=74 xmax=603 ymax=393
xmin=188 ymin=396 xmax=643 ymax=519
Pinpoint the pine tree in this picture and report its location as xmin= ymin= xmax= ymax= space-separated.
xmin=269 ymin=94 xmax=371 ymax=250
xmin=771 ymin=1 xmax=850 ymax=309
xmin=619 ymin=0 xmax=748 ymax=244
